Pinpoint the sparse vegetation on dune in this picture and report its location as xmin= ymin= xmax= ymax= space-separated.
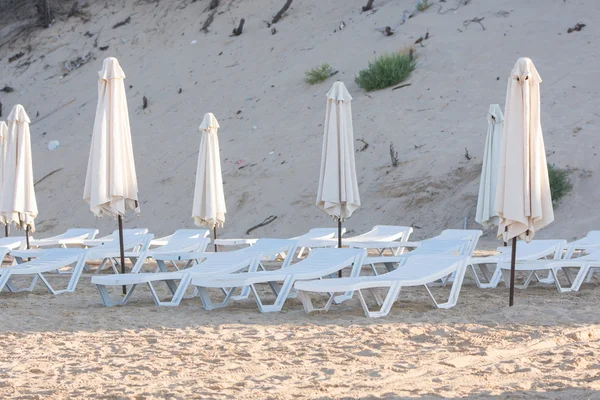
xmin=355 ymin=51 xmax=416 ymax=91
xmin=548 ymin=164 xmax=573 ymax=206
xmin=304 ymin=63 xmax=335 ymax=85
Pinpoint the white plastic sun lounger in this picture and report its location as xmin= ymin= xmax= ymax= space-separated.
xmin=28 ymin=228 xmax=99 ymax=248
xmin=91 ymin=239 xmax=297 ymax=307
xmin=191 ymin=248 xmax=367 ymax=313
xmin=563 ymin=231 xmax=600 ymax=259
xmin=496 ymin=249 xmax=600 ymax=292
xmin=0 ymin=237 xmax=26 ymax=250
xmin=295 ymin=255 xmax=469 ymax=318
xmin=126 ymin=230 xmax=211 ymax=273
xmin=0 ymin=249 xmax=88 ymax=294
xmin=213 ymin=227 xmax=344 ymax=257
xmin=1 ymin=246 xmax=11 ymax=265
xmin=469 ymin=239 xmax=566 ymax=288
xmin=358 ymin=229 xmax=482 ymax=276
xmin=299 ymin=225 xmax=415 ymax=256
xmin=11 ymin=234 xmax=154 ymax=274
xmin=149 ymin=228 xmax=210 ymax=248
xmin=0 ymin=237 xmax=25 ymax=265
xmin=82 ymin=228 xmax=149 ymax=247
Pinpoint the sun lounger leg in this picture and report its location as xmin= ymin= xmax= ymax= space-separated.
xmin=96 ymin=284 xmax=133 ymax=307
xmin=297 ymin=290 xmax=336 ymax=313
xmin=570 ymin=265 xmax=592 ymax=292
xmin=1 ymin=274 xmax=39 ymax=293
xmin=427 ymin=262 xmax=467 ymax=309
xmin=154 ymin=275 xmax=191 ymax=306
xmin=197 ymin=286 xmax=236 ymax=310
xmin=357 ymin=283 xmax=402 ymax=318
xmin=251 ymin=276 xmax=295 ymax=313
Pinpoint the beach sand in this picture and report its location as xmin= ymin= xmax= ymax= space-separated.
xmin=1 ymin=259 xmax=599 ymax=399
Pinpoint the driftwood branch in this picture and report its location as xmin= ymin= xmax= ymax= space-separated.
xmin=390 ymin=143 xmax=399 ymax=167
xmin=463 ymin=17 xmax=485 ymax=30
xmin=438 ymin=0 xmax=465 ymax=14
xmin=272 ymin=0 xmax=293 ymax=24
xmin=112 ymin=16 xmax=131 ymax=29
xmin=32 ymin=98 xmax=76 ymax=125
xmin=362 ymin=0 xmax=375 ymax=12
xmin=356 ymin=139 xmax=369 ymax=152
xmin=232 ymin=18 xmax=245 ymax=36
xmin=246 ymin=215 xmax=278 ymax=235
xmin=34 ymin=168 xmax=63 ymax=187
xmin=392 ymin=83 xmax=411 ymax=91
xmin=202 ymin=10 xmax=217 ymax=32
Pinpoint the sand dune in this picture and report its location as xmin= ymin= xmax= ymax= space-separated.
xmin=0 ymin=0 xmax=598 ymax=246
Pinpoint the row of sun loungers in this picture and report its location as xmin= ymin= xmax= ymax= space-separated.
xmin=2 ymin=226 xmax=600 ymax=317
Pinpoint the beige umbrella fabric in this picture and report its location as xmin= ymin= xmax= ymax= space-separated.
xmin=192 ymin=112 xmax=226 ymax=229
xmin=83 ymin=57 xmax=139 ymax=218
xmin=0 ymin=120 xmax=7 ymax=227
xmin=316 ymin=81 xmax=361 ymax=222
xmin=495 ymin=57 xmax=554 ymax=243
xmin=475 ymin=104 xmax=504 ymax=228
xmin=0 ymin=105 xmax=37 ymax=232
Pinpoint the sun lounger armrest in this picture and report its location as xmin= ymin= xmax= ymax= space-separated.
xmin=214 ymin=238 xmax=258 ymax=246
xmin=347 ymin=241 xmax=420 ymax=249
xmin=152 ymin=252 xmax=210 ymax=261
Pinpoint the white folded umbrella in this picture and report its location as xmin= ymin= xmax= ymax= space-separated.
xmin=475 ymin=104 xmax=504 ymax=228
xmin=83 ymin=57 xmax=140 ymax=285
xmin=0 ymin=120 xmax=6 ymax=231
xmin=0 ymin=105 xmax=37 ymax=244
xmin=316 ymin=81 xmax=361 ymax=249
xmin=192 ymin=112 xmax=226 ymax=251
xmin=494 ymin=57 xmax=554 ymax=306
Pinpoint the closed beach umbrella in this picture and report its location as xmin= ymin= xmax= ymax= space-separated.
xmin=84 ymin=57 xmax=139 ymax=290
xmin=494 ymin=57 xmax=554 ymax=306
xmin=192 ymin=112 xmax=226 ymax=251
xmin=0 ymin=120 xmax=6 ymax=236
xmin=316 ymin=81 xmax=361 ymax=272
xmin=475 ymin=104 xmax=504 ymax=228
xmin=0 ymin=105 xmax=37 ymax=246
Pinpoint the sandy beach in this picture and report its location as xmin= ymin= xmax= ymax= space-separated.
xmin=0 ymin=261 xmax=599 ymax=399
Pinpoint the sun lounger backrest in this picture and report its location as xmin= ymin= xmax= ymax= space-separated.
xmin=436 ymin=229 xmax=483 ymax=256
xmin=280 ymin=248 xmax=366 ymax=276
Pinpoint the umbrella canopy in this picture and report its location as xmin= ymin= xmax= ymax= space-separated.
xmin=192 ymin=112 xmax=226 ymax=228
xmin=316 ymin=81 xmax=361 ymax=222
xmin=83 ymin=57 xmax=139 ymax=218
xmin=0 ymin=105 xmax=37 ymax=232
xmin=495 ymin=57 xmax=554 ymax=243
xmin=475 ymin=104 xmax=504 ymax=228
xmin=0 ymin=121 xmax=7 ymax=227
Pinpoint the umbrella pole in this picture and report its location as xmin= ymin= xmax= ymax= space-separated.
xmin=509 ymin=236 xmax=516 ymax=306
xmin=4 ymin=225 xmax=8 ymax=237
xmin=337 ymin=219 xmax=342 ymax=278
xmin=25 ymin=225 xmax=30 ymax=249
xmin=213 ymin=226 xmax=218 ymax=253
xmin=118 ymin=215 xmax=126 ymax=295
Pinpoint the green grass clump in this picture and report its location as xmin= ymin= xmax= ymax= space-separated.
xmin=355 ymin=52 xmax=416 ymax=91
xmin=304 ymin=63 xmax=335 ymax=85
xmin=548 ymin=163 xmax=572 ymax=206
xmin=416 ymin=0 xmax=432 ymax=12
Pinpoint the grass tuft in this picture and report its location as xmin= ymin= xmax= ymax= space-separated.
xmin=548 ymin=163 xmax=573 ymax=206
xmin=416 ymin=0 xmax=432 ymax=12
xmin=304 ymin=63 xmax=335 ymax=85
xmin=355 ymin=51 xmax=416 ymax=91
